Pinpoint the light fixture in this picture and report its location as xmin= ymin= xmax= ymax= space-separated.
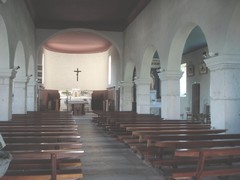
xmin=13 ymin=66 xmax=20 ymax=70
xmin=35 ymin=78 xmax=41 ymax=83
xmin=203 ymin=52 xmax=218 ymax=59
xmin=156 ymin=68 xmax=165 ymax=73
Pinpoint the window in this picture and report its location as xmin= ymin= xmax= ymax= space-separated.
xmin=42 ymin=53 xmax=45 ymax=84
xmin=108 ymin=55 xmax=111 ymax=85
xmin=180 ymin=63 xmax=187 ymax=97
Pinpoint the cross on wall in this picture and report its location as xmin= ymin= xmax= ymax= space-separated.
xmin=74 ymin=68 xmax=81 ymax=81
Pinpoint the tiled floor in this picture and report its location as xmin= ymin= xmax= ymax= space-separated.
xmin=74 ymin=114 xmax=164 ymax=180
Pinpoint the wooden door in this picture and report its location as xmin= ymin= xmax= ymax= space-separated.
xmin=192 ymin=83 xmax=200 ymax=119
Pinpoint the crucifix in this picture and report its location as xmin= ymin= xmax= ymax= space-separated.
xmin=74 ymin=68 xmax=81 ymax=81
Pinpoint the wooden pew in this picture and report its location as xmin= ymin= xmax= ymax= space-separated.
xmin=149 ymin=139 xmax=240 ymax=171
xmin=155 ymin=139 xmax=240 ymax=149
xmin=93 ymin=111 xmax=240 ymax=180
xmin=3 ymin=135 xmax=81 ymax=143
xmin=93 ymin=111 xmax=143 ymax=126
xmin=120 ymin=123 xmax=209 ymax=128
xmin=1 ymin=131 xmax=79 ymax=136
xmin=2 ymin=150 xmax=84 ymax=180
xmin=131 ymin=129 xmax=227 ymax=142
xmin=119 ymin=125 xmax=211 ymax=144
xmin=169 ymin=146 xmax=240 ymax=180
xmin=145 ymin=133 xmax=240 ymax=147
xmin=126 ymin=125 xmax=210 ymax=131
xmin=0 ymin=111 xmax=84 ymax=180
xmin=4 ymin=142 xmax=83 ymax=151
xmin=126 ymin=129 xmax=227 ymax=163
xmin=106 ymin=119 xmax=205 ymax=136
xmin=0 ymin=128 xmax=78 ymax=132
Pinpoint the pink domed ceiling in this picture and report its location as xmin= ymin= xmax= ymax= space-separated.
xmin=44 ymin=31 xmax=112 ymax=54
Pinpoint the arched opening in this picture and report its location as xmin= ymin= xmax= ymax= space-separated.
xmin=132 ymin=67 xmax=137 ymax=112
xmin=137 ymin=45 xmax=159 ymax=114
xmin=121 ymin=60 xmax=135 ymax=112
xmin=180 ymin=26 xmax=210 ymax=121
xmin=27 ymin=55 xmax=37 ymax=112
xmin=13 ymin=41 xmax=26 ymax=76
xmin=0 ymin=15 xmax=10 ymax=68
xmin=150 ymin=51 xmax=161 ymax=115
xmin=0 ymin=15 xmax=11 ymax=120
xmin=164 ymin=23 xmax=210 ymax=120
xmin=12 ymin=41 xmax=27 ymax=114
xmin=37 ymin=29 xmax=121 ymax=112
xmin=223 ymin=1 xmax=240 ymax=54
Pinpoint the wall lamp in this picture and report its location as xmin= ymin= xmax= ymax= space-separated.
xmin=13 ymin=66 xmax=20 ymax=70
xmin=203 ymin=52 xmax=219 ymax=59
xmin=156 ymin=68 xmax=165 ymax=73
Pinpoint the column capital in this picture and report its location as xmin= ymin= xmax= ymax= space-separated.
xmin=205 ymin=54 xmax=240 ymax=71
xmin=158 ymin=70 xmax=183 ymax=81
xmin=28 ymin=80 xmax=37 ymax=86
xmin=14 ymin=76 xmax=29 ymax=83
xmin=118 ymin=81 xmax=133 ymax=87
xmin=134 ymin=77 xmax=151 ymax=85
xmin=0 ymin=68 xmax=17 ymax=79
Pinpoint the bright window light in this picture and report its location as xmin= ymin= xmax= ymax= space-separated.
xmin=180 ymin=63 xmax=187 ymax=97
xmin=108 ymin=55 xmax=111 ymax=85
xmin=42 ymin=53 xmax=45 ymax=84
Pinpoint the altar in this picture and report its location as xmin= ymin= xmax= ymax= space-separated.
xmin=68 ymin=100 xmax=88 ymax=115
xmin=59 ymin=89 xmax=92 ymax=115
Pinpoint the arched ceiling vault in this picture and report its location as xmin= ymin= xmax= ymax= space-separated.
xmin=44 ymin=31 xmax=112 ymax=54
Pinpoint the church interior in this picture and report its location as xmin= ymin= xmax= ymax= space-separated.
xmin=1 ymin=0 xmax=240 ymax=179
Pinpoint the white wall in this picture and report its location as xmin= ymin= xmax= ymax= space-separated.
xmin=0 ymin=0 xmax=36 ymax=119
xmin=107 ymin=46 xmax=121 ymax=88
xmin=181 ymin=47 xmax=210 ymax=119
xmin=43 ymin=49 xmax=108 ymax=91
xmin=123 ymin=0 xmax=238 ymax=78
xmin=0 ymin=0 xmax=35 ymax=67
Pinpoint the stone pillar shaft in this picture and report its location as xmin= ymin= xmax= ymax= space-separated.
xmin=134 ymin=78 xmax=151 ymax=114
xmin=0 ymin=68 xmax=16 ymax=121
xmin=205 ymin=54 xmax=240 ymax=133
xmin=13 ymin=76 xmax=29 ymax=114
xmin=158 ymin=71 xmax=183 ymax=119
xmin=27 ymin=81 xmax=37 ymax=112
xmin=119 ymin=81 xmax=133 ymax=111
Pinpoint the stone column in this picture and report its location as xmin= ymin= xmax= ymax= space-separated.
xmin=0 ymin=68 xmax=16 ymax=121
xmin=134 ymin=78 xmax=151 ymax=114
xmin=12 ymin=76 xmax=29 ymax=114
xmin=205 ymin=54 xmax=240 ymax=133
xmin=158 ymin=71 xmax=183 ymax=119
xmin=119 ymin=81 xmax=133 ymax=111
xmin=27 ymin=80 xmax=37 ymax=112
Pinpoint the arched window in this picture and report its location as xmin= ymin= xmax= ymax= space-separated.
xmin=180 ymin=63 xmax=187 ymax=97
xmin=108 ymin=55 xmax=111 ymax=85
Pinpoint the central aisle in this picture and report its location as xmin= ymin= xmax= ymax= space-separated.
xmin=74 ymin=114 xmax=164 ymax=180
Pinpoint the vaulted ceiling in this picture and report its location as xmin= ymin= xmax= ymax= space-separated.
xmin=24 ymin=0 xmax=151 ymax=54
xmin=24 ymin=0 xmax=151 ymax=31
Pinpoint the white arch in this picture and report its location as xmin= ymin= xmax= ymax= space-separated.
xmin=123 ymin=60 xmax=135 ymax=82
xmin=37 ymin=28 xmax=121 ymax=60
xmin=167 ymin=22 xmax=199 ymax=70
xmin=27 ymin=55 xmax=35 ymax=78
xmin=223 ymin=1 xmax=240 ymax=54
xmin=139 ymin=45 xmax=157 ymax=79
xmin=0 ymin=15 xmax=10 ymax=68
xmin=14 ymin=41 xmax=26 ymax=76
